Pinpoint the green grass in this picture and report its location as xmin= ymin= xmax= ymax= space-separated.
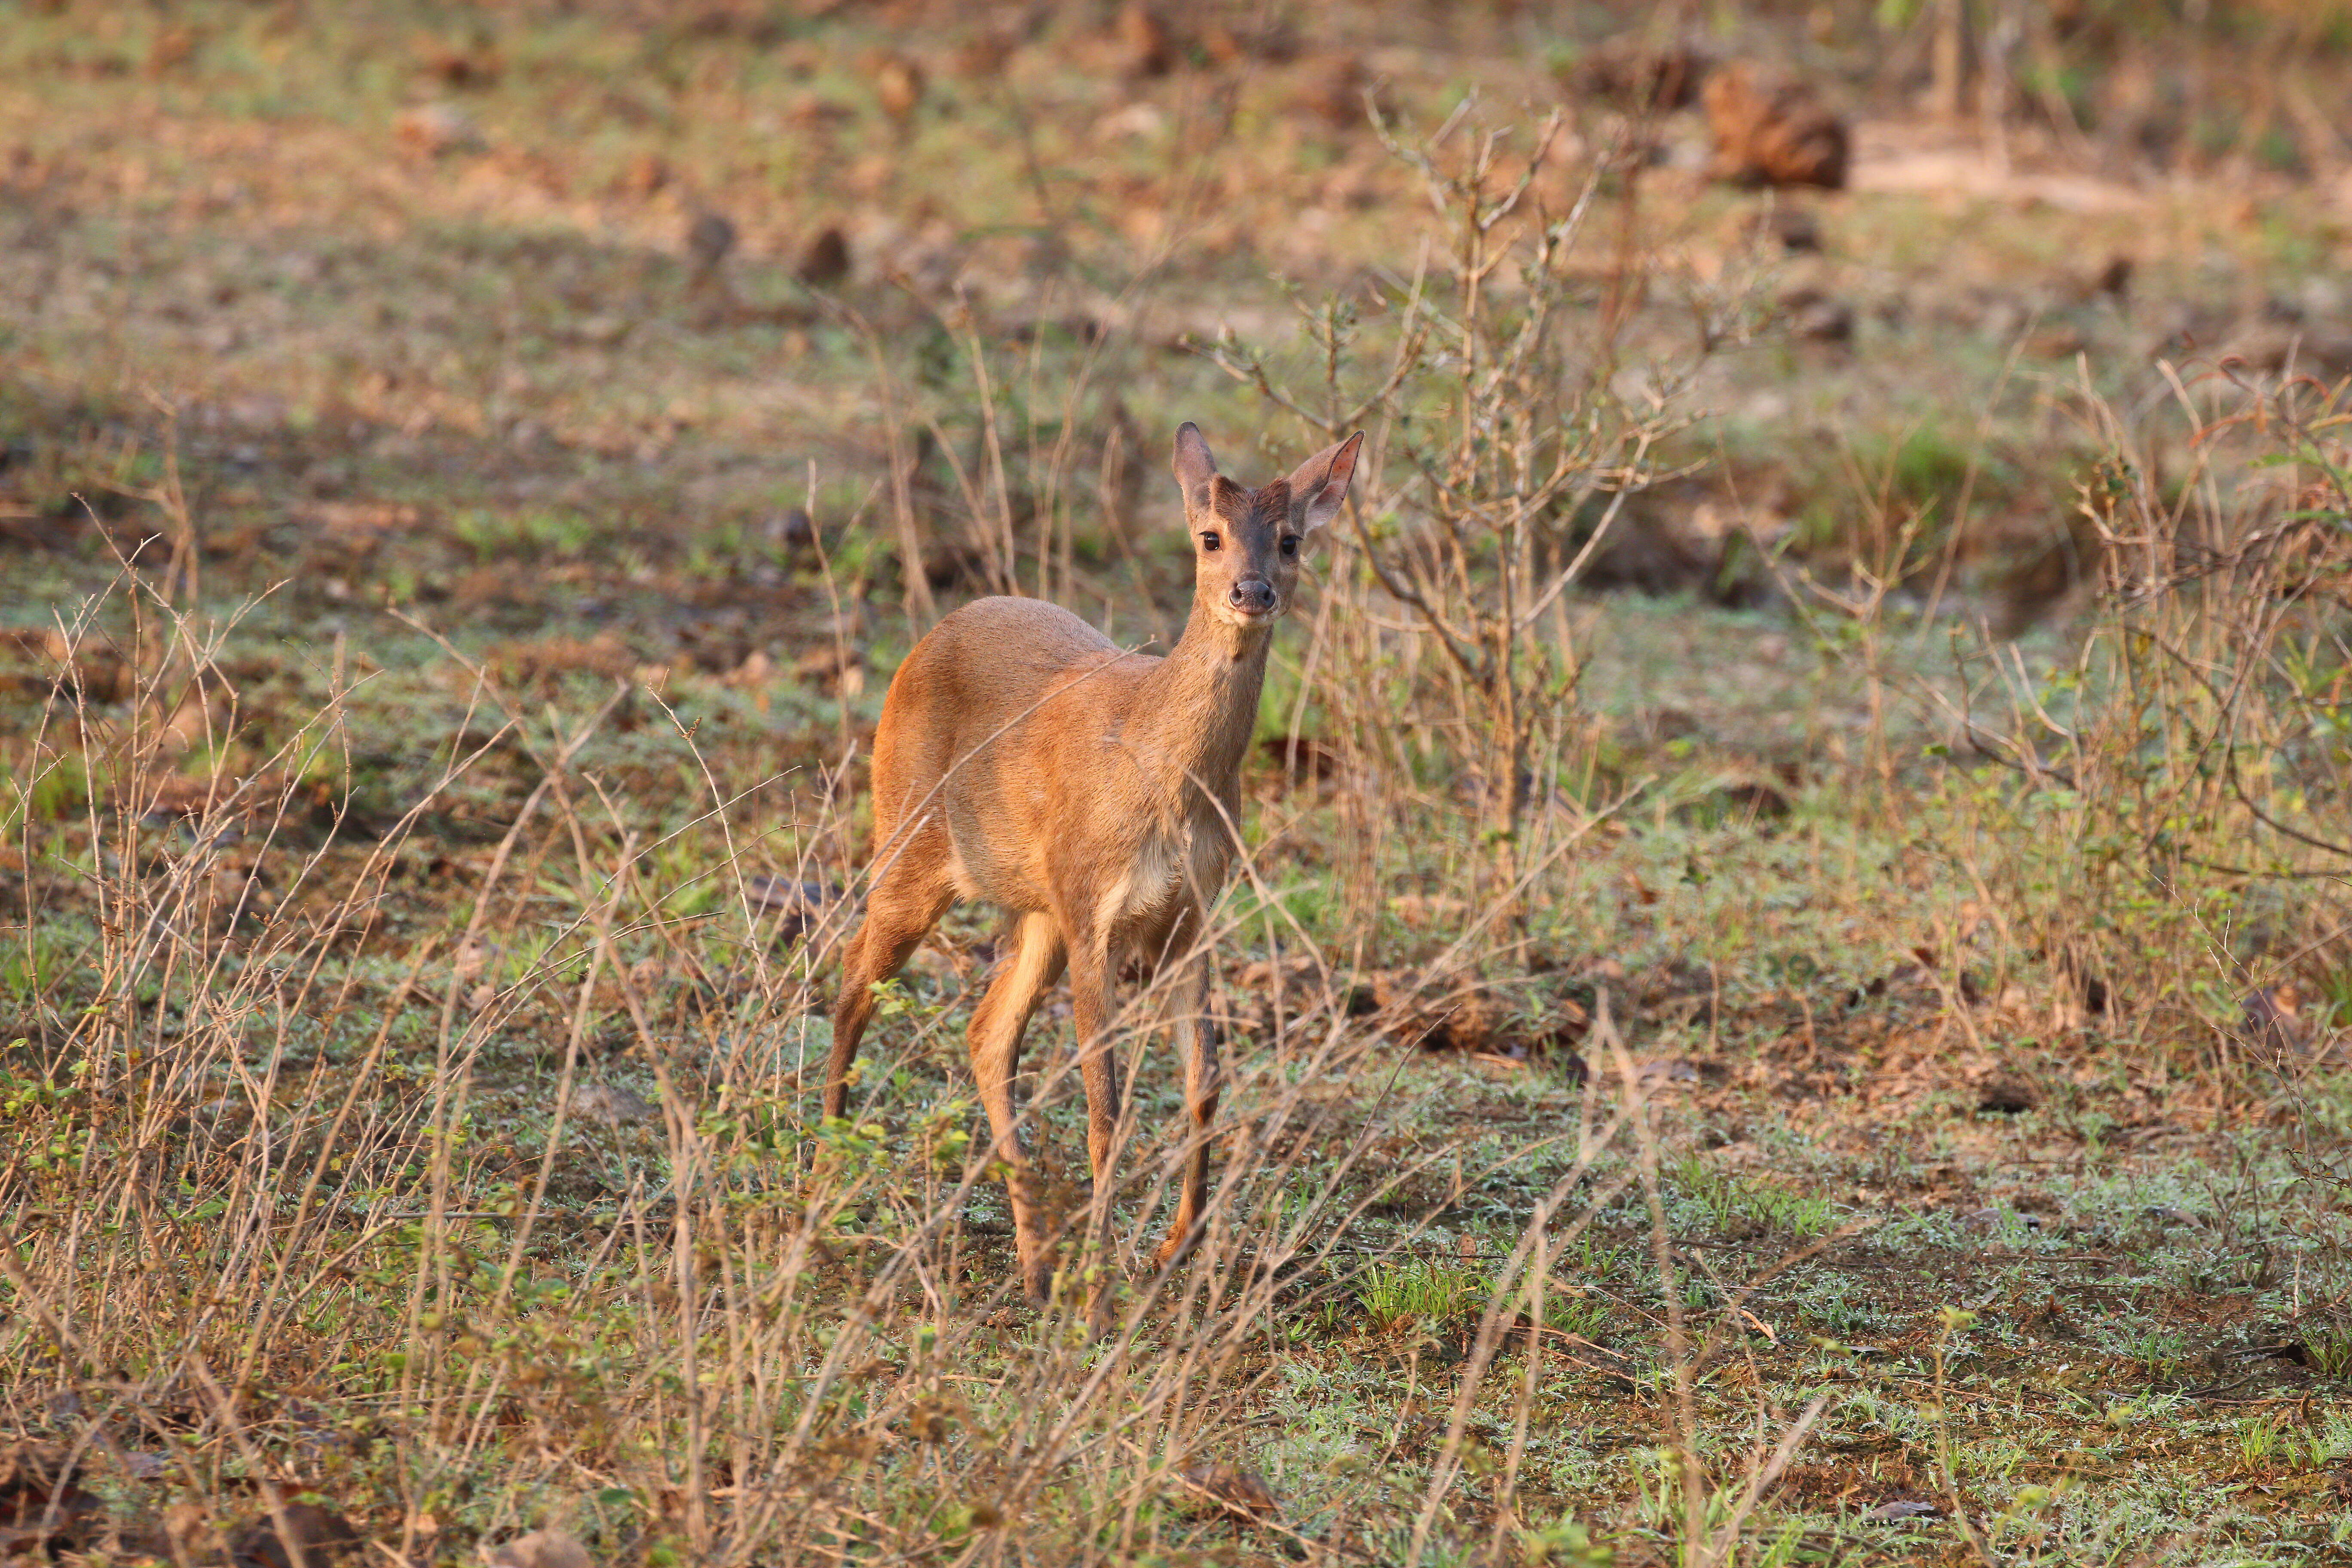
xmin=1355 ymin=1257 xmax=1489 ymax=1335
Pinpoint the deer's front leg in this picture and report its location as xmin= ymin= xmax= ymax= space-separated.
xmin=1155 ymin=944 xmax=1219 ymax=1270
xmin=1064 ymin=933 xmax=1126 ymax=1324
xmin=1067 ymin=937 xmax=1123 ymax=1197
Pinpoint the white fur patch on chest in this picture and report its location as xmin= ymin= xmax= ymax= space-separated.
xmin=941 ymin=840 xmax=984 ymax=901
xmin=1097 ymin=830 xmax=1189 ymax=931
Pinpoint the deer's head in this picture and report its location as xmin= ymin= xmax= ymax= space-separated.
xmin=1172 ymin=423 xmax=1363 ymax=631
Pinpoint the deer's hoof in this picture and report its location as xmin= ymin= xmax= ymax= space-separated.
xmin=1152 ymin=1230 xmax=1200 ymax=1271
xmin=1022 ymin=1265 xmax=1055 ymax=1307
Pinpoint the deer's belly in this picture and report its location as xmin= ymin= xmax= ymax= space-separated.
xmin=939 ymin=811 xmax=1048 ymax=908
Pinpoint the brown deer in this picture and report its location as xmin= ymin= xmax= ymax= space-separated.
xmin=824 ymin=422 xmax=1364 ymax=1303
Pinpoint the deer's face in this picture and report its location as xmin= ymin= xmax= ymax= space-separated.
xmin=1170 ymin=423 xmax=1363 ymax=634
xmin=1188 ymin=478 xmax=1304 ymax=628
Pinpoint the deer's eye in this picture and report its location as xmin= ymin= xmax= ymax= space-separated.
xmin=1279 ymin=535 xmax=1300 ymax=557
xmin=1199 ymin=531 xmax=1222 ymax=552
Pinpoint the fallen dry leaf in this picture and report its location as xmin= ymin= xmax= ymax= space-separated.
xmin=0 ymin=1440 xmax=103 ymax=1556
xmin=569 ymin=1083 xmax=657 ymax=1127
xmin=1176 ymin=1462 xmax=1278 ymax=1525
xmin=2240 ymin=985 xmax=2308 ymax=1053
xmin=1862 ymin=1499 xmax=1940 ymax=1523
xmin=1118 ymin=3 xmax=1176 ymax=78
xmin=1703 ymin=61 xmax=1848 ymax=189
xmin=392 ymin=102 xmax=483 ymax=158
xmin=487 ymin=1528 xmax=593 ymax=1568
xmin=229 ymin=1501 xmax=360 ymax=1568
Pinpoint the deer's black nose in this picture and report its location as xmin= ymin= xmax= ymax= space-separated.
xmin=1230 ymin=579 xmax=1277 ymax=614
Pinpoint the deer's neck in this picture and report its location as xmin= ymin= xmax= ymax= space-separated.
xmin=1129 ymin=597 xmax=1273 ymax=811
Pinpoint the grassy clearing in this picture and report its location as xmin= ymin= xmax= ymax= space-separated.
xmin=5 ymin=407 xmax=2349 ymax=1565
xmin=6 ymin=3 xmax=2352 ymax=1565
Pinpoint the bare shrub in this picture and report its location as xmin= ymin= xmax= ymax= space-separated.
xmin=1206 ymin=105 xmax=1725 ymax=907
xmin=1894 ymin=370 xmax=2351 ymax=1089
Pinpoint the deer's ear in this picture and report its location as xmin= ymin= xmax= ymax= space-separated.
xmin=1287 ymin=431 xmax=1364 ymax=533
xmin=1172 ymin=422 xmax=1219 ymax=508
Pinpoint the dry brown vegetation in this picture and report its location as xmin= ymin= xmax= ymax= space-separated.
xmin=3 ymin=2 xmax=2352 ymax=1565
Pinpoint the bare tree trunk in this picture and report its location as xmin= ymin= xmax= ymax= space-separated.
xmin=1930 ymin=0 xmax=1976 ymax=122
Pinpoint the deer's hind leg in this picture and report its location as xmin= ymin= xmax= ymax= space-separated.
xmin=825 ymin=815 xmax=956 ymax=1121
xmin=968 ymin=909 xmax=1068 ymax=1303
